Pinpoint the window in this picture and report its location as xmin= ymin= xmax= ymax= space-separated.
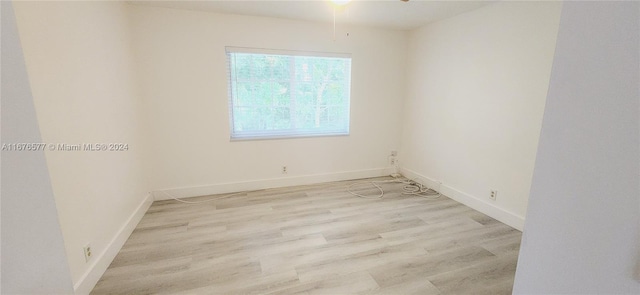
xmin=226 ymin=47 xmax=351 ymax=140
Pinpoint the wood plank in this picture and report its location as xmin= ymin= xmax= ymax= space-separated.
xmin=91 ymin=177 xmax=521 ymax=294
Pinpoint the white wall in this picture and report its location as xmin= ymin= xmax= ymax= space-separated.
xmin=127 ymin=4 xmax=407 ymax=197
xmin=1 ymin=1 xmax=74 ymax=293
xmin=514 ymin=2 xmax=640 ymax=293
xmin=13 ymin=1 xmax=152 ymax=293
xmin=399 ymin=2 xmax=562 ymax=229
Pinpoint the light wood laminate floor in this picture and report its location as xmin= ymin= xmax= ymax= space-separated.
xmin=92 ymin=177 xmax=521 ymax=294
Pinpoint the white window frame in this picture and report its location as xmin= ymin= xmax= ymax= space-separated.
xmin=226 ymin=47 xmax=352 ymax=140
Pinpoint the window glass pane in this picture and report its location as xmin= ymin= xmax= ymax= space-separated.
xmin=234 ymin=81 xmax=253 ymax=106
xmin=233 ymin=54 xmax=252 ymax=80
xmin=227 ymin=48 xmax=350 ymax=139
xmin=274 ymin=82 xmax=290 ymax=107
xmin=270 ymin=56 xmax=290 ymax=80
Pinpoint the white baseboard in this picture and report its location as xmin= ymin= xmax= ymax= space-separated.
xmin=73 ymin=193 xmax=153 ymax=295
xmin=401 ymin=168 xmax=525 ymax=231
xmin=153 ymin=168 xmax=394 ymax=200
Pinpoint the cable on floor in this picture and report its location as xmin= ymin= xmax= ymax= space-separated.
xmin=347 ymin=175 xmax=441 ymax=200
xmin=158 ymin=190 xmax=246 ymax=204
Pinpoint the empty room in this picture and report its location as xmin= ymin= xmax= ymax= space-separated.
xmin=2 ymin=0 xmax=639 ymax=294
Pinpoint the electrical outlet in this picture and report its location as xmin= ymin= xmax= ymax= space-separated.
xmin=83 ymin=244 xmax=92 ymax=262
xmin=282 ymin=166 xmax=287 ymax=174
xmin=390 ymin=150 xmax=397 ymax=157
xmin=490 ymin=190 xmax=497 ymax=201
xmin=389 ymin=156 xmax=397 ymax=165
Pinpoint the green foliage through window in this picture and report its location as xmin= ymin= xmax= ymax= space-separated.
xmin=227 ymin=48 xmax=351 ymax=139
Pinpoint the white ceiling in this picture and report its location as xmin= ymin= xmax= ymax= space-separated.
xmin=129 ymin=0 xmax=495 ymax=30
